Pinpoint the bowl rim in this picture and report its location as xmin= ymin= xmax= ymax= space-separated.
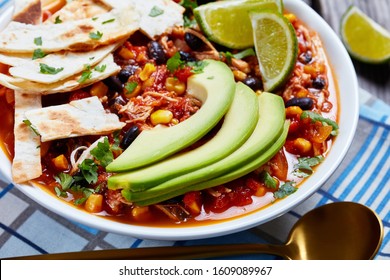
xmin=0 ymin=0 xmax=359 ymax=240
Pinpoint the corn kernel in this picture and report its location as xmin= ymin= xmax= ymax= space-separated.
xmin=165 ymin=77 xmax=186 ymax=95
xmin=296 ymin=88 xmax=308 ymax=98
xmin=85 ymin=194 xmax=103 ymax=213
xmin=142 ymin=77 xmax=155 ymax=90
xmin=52 ymin=154 xmax=69 ymax=171
xmin=150 ymin=109 xmax=173 ymax=126
xmin=232 ymin=70 xmax=247 ymax=81
xmin=303 ymin=65 xmax=317 ymax=76
xmin=284 ymin=13 xmax=297 ymax=23
xmin=255 ymin=186 xmax=267 ymax=197
xmin=118 ymin=47 xmax=134 ymax=60
xmin=171 ymin=118 xmax=179 ymax=125
xmin=285 ymin=106 xmax=303 ymax=118
xmin=131 ymin=206 xmax=150 ymax=221
xmin=293 ymin=138 xmax=312 ymax=154
xmin=139 ymin=63 xmax=156 ymax=81
xmin=90 ymin=81 xmax=108 ymax=98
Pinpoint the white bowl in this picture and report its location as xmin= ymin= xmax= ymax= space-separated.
xmin=0 ymin=0 xmax=359 ymax=240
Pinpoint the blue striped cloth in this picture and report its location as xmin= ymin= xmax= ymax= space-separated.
xmin=0 ymin=0 xmax=389 ymax=260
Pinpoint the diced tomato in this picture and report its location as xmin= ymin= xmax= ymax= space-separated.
xmin=183 ymin=191 xmax=202 ymax=215
xmin=268 ymin=149 xmax=288 ymax=181
xmin=69 ymin=90 xmax=91 ymax=101
xmin=174 ymin=66 xmax=193 ymax=82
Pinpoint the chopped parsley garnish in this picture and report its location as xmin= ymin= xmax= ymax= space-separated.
xmin=22 ymin=119 xmax=40 ymax=136
xmin=102 ymin=18 xmax=115 ymax=24
xmin=89 ymin=31 xmax=103 ymax=40
xmin=300 ymin=111 xmax=339 ymax=135
xmin=78 ymin=65 xmax=92 ymax=83
xmin=274 ymin=181 xmax=297 ymax=199
xmin=94 ymin=64 xmax=107 ymax=73
xmin=149 ymin=5 xmax=164 ymax=17
xmin=90 ymin=137 xmax=113 ymax=168
xmin=32 ymin=48 xmax=46 ymax=60
xmin=54 ymin=16 xmax=62 ymax=24
xmin=293 ymin=155 xmax=324 ymax=178
xmin=125 ymin=81 xmax=138 ymax=94
xmin=34 ymin=37 xmax=42 ymax=46
xmin=39 ymin=63 xmax=64 ymax=75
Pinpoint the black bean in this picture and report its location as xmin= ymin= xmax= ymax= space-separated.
xmin=242 ymin=76 xmax=263 ymax=91
xmin=103 ymin=76 xmax=123 ymax=92
xmin=184 ymin=32 xmax=204 ymax=51
xmin=117 ymin=65 xmax=138 ymax=83
xmin=108 ymin=96 xmax=126 ymax=114
xmin=120 ymin=125 xmax=140 ymax=149
xmin=179 ymin=51 xmax=196 ymax=62
xmin=285 ymin=97 xmax=314 ymax=110
xmin=312 ymin=76 xmax=326 ymax=89
xmin=148 ymin=41 xmax=167 ymax=65
xmin=299 ymin=51 xmax=312 ymax=64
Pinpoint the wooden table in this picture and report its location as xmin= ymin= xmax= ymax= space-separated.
xmin=308 ymin=0 xmax=390 ymax=104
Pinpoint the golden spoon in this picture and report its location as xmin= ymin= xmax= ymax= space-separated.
xmin=8 ymin=202 xmax=383 ymax=260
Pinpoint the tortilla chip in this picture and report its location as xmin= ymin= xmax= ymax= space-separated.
xmin=101 ymin=0 xmax=184 ymax=38
xmin=0 ymin=6 xmax=139 ymax=53
xmin=25 ymin=96 xmax=125 ymax=142
xmin=0 ymin=53 xmax=120 ymax=94
xmin=12 ymin=91 xmax=42 ymax=183
xmin=13 ymin=0 xmax=42 ymax=25
xmin=45 ymin=0 xmax=109 ymax=24
xmin=9 ymin=42 xmax=121 ymax=84
xmin=0 ymin=52 xmax=31 ymax=67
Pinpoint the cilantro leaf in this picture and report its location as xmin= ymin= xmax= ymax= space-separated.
xmin=34 ymin=37 xmax=42 ymax=46
xmin=102 ymin=18 xmax=115 ymax=24
xmin=78 ymin=65 xmax=92 ymax=83
xmin=261 ymin=171 xmax=277 ymax=189
xmin=167 ymin=52 xmax=185 ymax=73
xmin=180 ymin=0 xmax=198 ymax=10
xmin=125 ymin=81 xmax=138 ymax=94
xmin=55 ymin=186 xmax=68 ymax=198
xmin=78 ymin=159 xmax=98 ymax=184
xmin=39 ymin=63 xmax=64 ymax=75
xmin=22 ymin=119 xmax=40 ymax=136
xmin=293 ymin=155 xmax=324 ymax=178
xmin=32 ymin=48 xmax=46 ymax=60
xmin=149 ymin=6 xmax=164 ymax=17
xmin=89 ymin=31 xmax=103 ymax=40
xmin=54 ymin=16 xmax=62 ymax=24
xmin=54 ymin=173 xmax=74 ymax=191
xmin=233 ymin=48 xmax=256 ymax=60
xmin=274 ymin=181 xmax=297 ymax=199
xmin=90 ymin=137 xmax=114 ymax=168
xmin=300 ymin=111 xmax=339 ymax=135
xmin=188 ymin=60 xmax=208 ymax=74
xmin=111 ymin=130 xmax=122 ymax=152
xmin=94 ymin=64 xmax=106 ymax=73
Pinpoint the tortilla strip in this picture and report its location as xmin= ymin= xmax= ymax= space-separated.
xmin=0 ymin=53 xmax=120 ymax=94
xmin=9 ymin=42 xmax=121 ymax=84
xmin=0 ymin=6 xmax=139 ymax=53
xmin=45 ymin=0 xmax=109 ymax=24
xmin=25 ymin=96 xmax=125 ymax=142
xmin=13 ymin=0 xmax=42 ymax=25
xmin=12 ymin=91 xmax=42 ymax=183
xmin=101 ymin=0 xmax=184 ymax=38
xmin=0 ymin=52 xmax=32 ymax=67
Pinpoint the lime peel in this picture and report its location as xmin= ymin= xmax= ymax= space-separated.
xmin=250 ymin=10 xmax=298 ymax=92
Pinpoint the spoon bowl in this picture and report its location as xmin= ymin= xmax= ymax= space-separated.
xmin=9 ymin=202 xmax=383 ymax=260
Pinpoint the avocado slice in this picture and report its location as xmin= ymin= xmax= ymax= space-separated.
xmin=121 ymin=92 xmax=286 ymax=202
xmin=106 ymin=59 xmax=236 ymax=172
xmin=108 ymin=82 xmax=259 ymax=191
xmin=126 ymin=121 xmax=289 ymax=206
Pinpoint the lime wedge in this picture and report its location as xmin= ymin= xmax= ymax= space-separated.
xmin=194 ymin=0 xmax=283 ymax=49
xmin=340 ymin=6 xmax=390 ymax=64
xmin=250 ymin=10 xmax=298 ymax=92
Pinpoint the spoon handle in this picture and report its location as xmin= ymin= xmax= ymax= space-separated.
xmin=9 ymin=244 xmax=289 ymax=260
